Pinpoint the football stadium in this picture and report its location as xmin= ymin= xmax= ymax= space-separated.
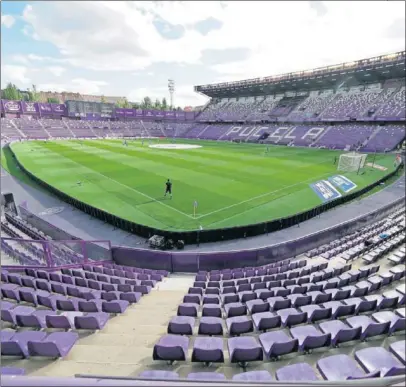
xmin=0 ymin=1 xmax=405 ymax=386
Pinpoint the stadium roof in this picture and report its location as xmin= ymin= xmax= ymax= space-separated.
xmin=195 ymin=51 xmax=406 ymax=98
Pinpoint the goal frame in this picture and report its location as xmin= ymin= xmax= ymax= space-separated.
xmin=337 ymin=152 xmax=367 ymax=173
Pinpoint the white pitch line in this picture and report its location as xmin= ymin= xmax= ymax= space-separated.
xmin=195 ymin=170 xmax=334 ymax=220
xmin=43 ymin=142 xmax=195 ymax=220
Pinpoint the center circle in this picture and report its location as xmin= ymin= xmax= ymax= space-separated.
xmin=149 ymin=144 xmax=202 ymax=150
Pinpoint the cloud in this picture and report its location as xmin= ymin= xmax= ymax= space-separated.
xmin=1 ymin=65 xmax=30 ymax=87
xmin=152 ymin=16 xmax=185 ymax=40
xmin=0 ymin=1 xmax=403 ymax=107
xmin=1 ymin=14 xmax=15 ymax=28
xmin=201 ymin=48 xmax=251 ymax=66
xmin=48 ymin=66 xmax=66 ymax=77
xmin=192 ymin=17 xmax=223 ymax=36
xmin=309 ymin=1 xmax=328 ymax=17
xmin=37 ymin=78 xmax=108 ymax=94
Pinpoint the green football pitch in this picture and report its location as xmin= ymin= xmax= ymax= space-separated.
xmin=6 ymin=139 xmax=397 ymax=232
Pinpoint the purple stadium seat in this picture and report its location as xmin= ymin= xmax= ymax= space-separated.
xmin=233 ymin=370 xmax=273 ymax=381
xmin=355 ymin=347 xmax=405 ymax=377
xmin=342 ymin=297 xmax=377 ymax=314
xmin=228 ymin=336 xmax=263 ymax=366
xmin=1 ymin=331 xmax=47 ymax=357
xmin=17 ymin=310 xmax=56 ymax=329
xmin=187 ymin=372 xmax=226 ymax=381
xmin=120 ymin=292 xmax=141 ymax=304
xmin=102 ymin=300 xmax=129 ymax=314
xmin=365 ymin=294 xmax=399 ymax=311
xmin=276 ymin=362 xmax=319 ymax=381
xmin=200 ymin=305 xmax=221 ymax=318
xmin=317 ymin=354 xmax=380 ymax=380
xmin=167 ymin=316 xmax=195 ymax=335
xmin=203 ymin=295 xmax=220 ymax=305
xmin=319 ymin=320 xmax=361 ymax=347
xmin=389 ymin=340 xmax=405 ymax=364
xmin=188 ymin=287 xmax=203 ymax=296
xmin=191 ymin=337 xmax=224 ymax=364
xmin=1 ymin=284 xmax=20 ymax=301
xmin=138 ymin=370 xmax=179 ymax=380
xmin=226 ymin=316 xmax=253 ymax=336
xmin=28 ymin=332 xmax=79 ymax=358
xmin=152 ymin=334 xmax=189 ymax=363
xmin=224 ymin=302 xmax=247 ymax=317
xmin=0 ymin=367 xmax=26 ymax=375
xmin=177 ymin=302 xmax=198 ymax=317
xmin=346 ymin=315 xmax=390 ymax=341
xmin=75 ymin=312 xmax=109 ymax=330
xmin=322 ymin=301 xmax=355 ymax=319
xmin=183 ymin=294 xmax=201 ymax=304
xmin=254 ymin=289 xmax=274 ymax=300
xmin=259 ymin=330 xmax=298 ymax=360
xmin=238 ymin=291 xmax=256 ymax=303
xmin=276 ymin=308 xmax=307 ymax=327
xmin=46 ymin=312 xmax=83 ymax=330
xmin=78 ymin=300 xmax=104 ymax=313
xmin=2 ymin=305 xmax=35 ymax=326
xmin=287 ymin=294 xmax=312 ymax=308
xmin=38 ymin=294 xmax=67 ymax=311
xmin=221 ymin=294 xmax=239 ymax=305
xmin=300 ymin=304 xmax=332 ymax=323
xmin=372 ymin=311 xmax=406 ymax=335
xmin=246 ymin=299 xmax=270 ymax=314
xmin=19 ymin=288 xmax=45 ymax=306
xmin=307 ymin=291 xmax=331 ymax=304
xmin=290 ymin=325 xmax=331 ymax=352
xmin=198 ymin=317 xmax=223 ymax=336
xmin=395 ymin=308 xmax=405 ymax=318
xmin=267 ymin=296 xmax=291 ymax=311
xmin=252 ymin=311 xmax=281 ymax=332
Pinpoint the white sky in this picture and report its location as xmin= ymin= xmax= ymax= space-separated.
xmin=1 ymin=1 xmax=405 ymax=106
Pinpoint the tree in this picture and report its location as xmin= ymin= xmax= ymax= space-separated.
xmin=154 ymin=98 xmax=161 ymax=110
xmin=161 ymin=97 xmax=168 ymax=111
xmin=2 ymin=83 xmax=22 ymax=101
xmin=142 ymin=96 xmax=152 ymax=109
xmin=176 ymin=106 xmax=182 ymax=111
xmin=122 ymin=98 xmax=131 ymax=108
xmin=132 ymin=102 xmax=140 ymax=109
xmin=100 ymin=95 xmax=106 ymax=103
xmin=47 ymin=97 xmax=60 ymax=104
xmin=27 ymin=85 xmax=39 ymax=102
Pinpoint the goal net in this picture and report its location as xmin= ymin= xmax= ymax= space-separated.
xmin=338 ymin=152 xmax=367 ymax=172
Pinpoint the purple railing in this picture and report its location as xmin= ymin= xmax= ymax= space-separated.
xmin=1 ymin=237 xmax=112 ymax=271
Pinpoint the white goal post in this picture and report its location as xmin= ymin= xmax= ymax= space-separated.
xmin=337 ymin=152 xmax=367 ymax=172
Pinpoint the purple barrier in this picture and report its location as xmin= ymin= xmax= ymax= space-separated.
xmin=2 ymin=100 xmax=22 ymax=113
xmin=112 ymin=197 xmax=403 ymax=272
xmin=165 ymin=111 xmax=175 ymax=120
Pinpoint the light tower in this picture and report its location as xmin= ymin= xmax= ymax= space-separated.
xmin=168 ymin=79 xmax=175 ymax=110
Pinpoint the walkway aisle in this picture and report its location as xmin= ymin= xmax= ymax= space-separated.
xmin=12 ymin=275 xmax=194 ymax=377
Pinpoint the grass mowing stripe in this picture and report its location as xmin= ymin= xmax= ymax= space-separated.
xmin=10 ymin=139 xmax=397 ymax=231
xmin=37 ymin=141 xmax=195 ymax=220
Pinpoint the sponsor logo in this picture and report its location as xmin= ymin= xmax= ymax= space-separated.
xmin=24 ymin=103 xmax=37 ymax=113
xmin=4 ymin=101 xmax=20 ymax=112
xmin=310 ymin=180 xmax=342 ymax=202
xmin=328 ymin=175 xmax=357 ymax=193
xmin=40 ymin=104 xmax=52 ymax=111
xmin=53 ymin=105 xmax=64 ymax=112
xmin=365 ymin=163 xmax=387 ymax=171
xmin=38 ymin=206 xmax=65 ymax=216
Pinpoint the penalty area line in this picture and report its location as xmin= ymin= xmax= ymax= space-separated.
xmin=195 ymin=170 xmax=334 ymax=221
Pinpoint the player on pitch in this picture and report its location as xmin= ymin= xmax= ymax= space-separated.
xmin=164 ymin=179 xmax=172 ymax=199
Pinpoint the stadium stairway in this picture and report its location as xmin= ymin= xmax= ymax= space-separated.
xmin=1 ymin=274 xmax=194 ymax=377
